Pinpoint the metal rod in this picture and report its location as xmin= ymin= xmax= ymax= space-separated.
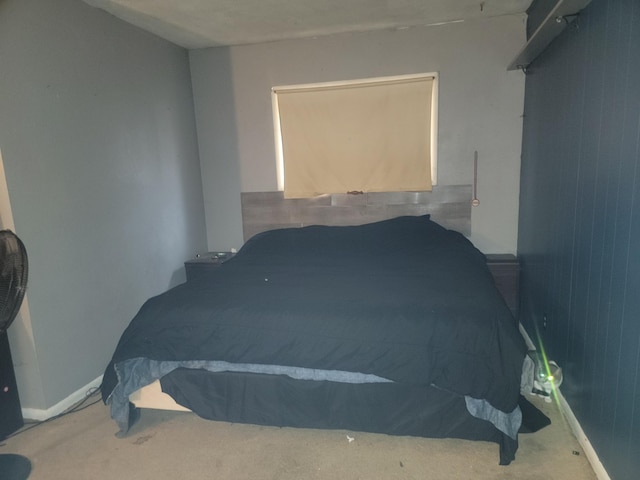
xmin=472 ymin=151 xmax=480 ymax=207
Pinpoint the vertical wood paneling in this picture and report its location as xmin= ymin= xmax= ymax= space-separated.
xmin=613 ymin=5 xmax=640 ymax=477
xmin=518 ymin=1 xmax=640 ymax=479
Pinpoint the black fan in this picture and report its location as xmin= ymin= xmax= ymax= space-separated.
xmin=0 ymin=230 xmax=31 ymax=479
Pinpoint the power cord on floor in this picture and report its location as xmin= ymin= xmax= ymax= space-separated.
xmin=0 ymin=387 xmax=102 ymax=444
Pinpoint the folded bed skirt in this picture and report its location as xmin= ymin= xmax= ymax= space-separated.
xmin=157 ymin=368 xmax=519 ymax=465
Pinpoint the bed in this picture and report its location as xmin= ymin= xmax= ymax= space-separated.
xmin=101 ymin=214 xmax=531 ymax=464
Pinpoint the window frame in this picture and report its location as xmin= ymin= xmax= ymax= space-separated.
xmin=272 ymin=72 xmax=439 ymax=194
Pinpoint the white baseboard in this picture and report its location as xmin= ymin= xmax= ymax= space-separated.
xmin=556 ymin=389 xmax=611 ymax=480
xmin=518 ymin=323 xmax=610 ymax=480
xmin=519 ymin=322 xmax=537 ymax=350
xmin=22 ymin=375 xmax=103 ymax=421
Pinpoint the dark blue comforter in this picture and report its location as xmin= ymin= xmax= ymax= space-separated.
xmin=101 ymin=215 xmax=526 ymax=415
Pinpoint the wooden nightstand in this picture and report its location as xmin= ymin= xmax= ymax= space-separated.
xmin=184 ymin=252 xmax=235 ymax=282
xmin=485 ymin=254 xmax=520 ymax=321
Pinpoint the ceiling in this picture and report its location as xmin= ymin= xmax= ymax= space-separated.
xmin=83 ymin=0 xmax=533 ymax=50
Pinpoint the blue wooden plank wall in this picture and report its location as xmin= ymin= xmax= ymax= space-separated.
xmin=517 ymin=1 xmax=639 ymax=479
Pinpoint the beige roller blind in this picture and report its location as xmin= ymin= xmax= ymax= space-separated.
xmin=276 ymin=76 xmax=433 ymax=199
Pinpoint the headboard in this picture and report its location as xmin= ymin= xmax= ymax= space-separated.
xmin=241 ymin=185 xmax=471 ymax=242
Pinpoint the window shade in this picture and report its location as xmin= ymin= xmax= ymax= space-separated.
xmin=276 ymin=76 xmax=433 ymax=199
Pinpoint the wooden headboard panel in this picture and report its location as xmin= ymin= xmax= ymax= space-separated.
xmin=241 ymin=185 xmax=472 ymax=242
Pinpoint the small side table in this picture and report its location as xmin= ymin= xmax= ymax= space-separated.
xmin=485 ymin=254 xmax=520 ymax=321
xmin=184 ymin=252 xmax=235 ymax=282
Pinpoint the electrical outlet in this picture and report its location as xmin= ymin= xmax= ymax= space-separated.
xmin=542 ymin=314 xmax=548 ymax=330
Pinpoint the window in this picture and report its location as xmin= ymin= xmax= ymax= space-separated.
xmin=272 ymin=73 xmax=438 ymax=198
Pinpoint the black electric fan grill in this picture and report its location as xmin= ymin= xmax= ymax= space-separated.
xmin=0 ymin=230 xmax=28 ymax=332
xmin=0 ymin=229 xmax=31 ymax=479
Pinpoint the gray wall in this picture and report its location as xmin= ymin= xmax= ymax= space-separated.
xmin=518 ymin=0 xmax=639 ymax=478
xmin=0 ymin=0 xmax=206 ymax=410
xmin=190 ymin=15 xmax=526 ymax=254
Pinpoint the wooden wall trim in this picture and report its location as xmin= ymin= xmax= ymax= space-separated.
xmin=241 ymin=185 xmax=471 ymax=242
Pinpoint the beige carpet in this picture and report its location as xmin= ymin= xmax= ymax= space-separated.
xmin=2 ymin=394 xmax=598 ymax=480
